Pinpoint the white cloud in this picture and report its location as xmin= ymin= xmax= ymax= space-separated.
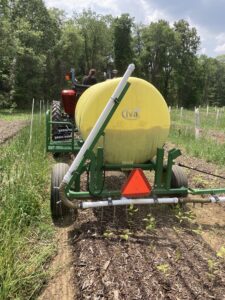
xmin=200 ymin=47 xmax=206 ymax=54
xmin=213 ymin=33 xmax=225 ymax=53
xmin=214 ymin=43 xmax=225 ymax=53
xmin=45 ymin=0 xmax=120 ymax=16
xmin=44 ymin=0 xmax=225 ymax=57
xmin=216 ymin=33 xmax=225 ymax=44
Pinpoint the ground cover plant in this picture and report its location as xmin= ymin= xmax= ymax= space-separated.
xmin=0 ymin=109 xmax=31 ymax=121
xmin=0 ymin=111 xmax=54 ymax=300
xmin=169 ymin=107 xmax=225 ymax=164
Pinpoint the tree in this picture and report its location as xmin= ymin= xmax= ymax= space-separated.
xmin=113 ymin=14 xmax=134 ymax=74
xmin=140 ymin=20 xmax=177 ymax=102
xmin=9 ymin=0 xmax=61 ymax=107
xmin=0 ymin=1 xmax=17 ymax=107
xmin=132 ymin=23 xmax=144 ymax=77
xmin=173 ymin=19 xmax=201 ymax=107
xmin=74 ymin=9 xmax=113 ymax=75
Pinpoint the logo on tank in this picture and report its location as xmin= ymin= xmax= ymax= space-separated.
xmin=122 ymin=108 xmax=140 ymax=120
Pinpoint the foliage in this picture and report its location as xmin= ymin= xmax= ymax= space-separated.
xmin=1 ymin=2 xmax=225 ymax=108
xmin=74 ymin=9 xmax=113 ymax=75
xmin=113 ymin=14 xmax=134 ymax=75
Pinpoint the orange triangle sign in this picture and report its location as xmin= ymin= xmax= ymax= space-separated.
xmin=121 ymin=168 xmax=151 ymax=198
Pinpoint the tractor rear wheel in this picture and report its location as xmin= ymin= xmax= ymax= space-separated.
xmin=51 ymin=163 xmax=77 ymax=226
xmin=171 ymin=165 xmax=188 ymax=195
xmin=51 ymin=100 xmax=61 ymax=140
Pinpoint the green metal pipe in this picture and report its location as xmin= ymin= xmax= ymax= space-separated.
xmin=189 ymin=188 xmax=225 ymax=195
xmin=104 ymin=163 xmax=154 ymax=171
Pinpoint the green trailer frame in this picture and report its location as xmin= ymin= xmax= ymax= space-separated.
xmin=46 ymin=83 xmax=225 ymax=208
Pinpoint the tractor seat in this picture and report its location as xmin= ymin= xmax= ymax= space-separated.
xmin=73 ymin=82 xmax=90 ymax=94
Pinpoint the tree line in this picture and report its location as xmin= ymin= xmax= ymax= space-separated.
xmin=1 ymin=0 xmax=225 ymax=109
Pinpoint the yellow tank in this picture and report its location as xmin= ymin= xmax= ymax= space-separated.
xmin=75 ymin=77 xmax=170 ymax=164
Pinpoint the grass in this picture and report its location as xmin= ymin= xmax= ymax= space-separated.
xmin=171 ymin=106 xmax=225 ymax=131
xmin=0 ymin=111 xmax=54 ymax=300
xmin=169 ymin=108 xmax=225 ymax=165
xmin=0 ymin=109 xmax=31 ymax=121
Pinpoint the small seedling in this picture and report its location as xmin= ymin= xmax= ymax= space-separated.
xmin=207 ymin=259 xmax=218 ymax=274
xmin=175 ymin=249 xmax=182 ymax=261
xmin=143 ymin=213 xmax=156 ymax=231
xmin=120 ymin=229 xmax=132 ymax=241
xmin=128 ymin=204 xmax=139 ymax=216
xmin=103 ymin=230 xmax=113 ymax=239
xmin=174 ymin=206 xmax=195 ymax=224
xmin=173 ymin=226 xmax=182 ymax=234
xmin=156 ymin=263 xmax=170 ymax=276
xmin=216 ymin=246 xmax=225 ymax=259
xmin=148 ymin=243 xmax=156 ymax=252
xmin=192 ymin=225 xmax=202 ymax=235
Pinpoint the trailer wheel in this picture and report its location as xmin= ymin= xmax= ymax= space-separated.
xmin=51 ymin=163 xmax=77 ymax=226
xmin=51 ymin=100 xmax=61 ymax=140
xmin=171 ymin=165 xmax=188 ymax=194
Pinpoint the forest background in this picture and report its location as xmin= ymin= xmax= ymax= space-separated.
xmin=1 ymin=0 xmax=225 ymax=108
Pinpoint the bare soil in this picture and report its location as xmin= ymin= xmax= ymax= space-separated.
xmin=38 ymin=227 xmax=75 ymax=300
xmin=0 ymin=120 xmax=28 ymax=144
xmin=40 ymin=145 xmax=225 ymax=300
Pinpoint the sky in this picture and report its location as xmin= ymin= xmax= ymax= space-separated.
xmin=44 ymin=0 xmax=225 ymax=57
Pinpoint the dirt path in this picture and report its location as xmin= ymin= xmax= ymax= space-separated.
xmin=0 ymin=120 xmax=28 ymax=144
xmin=40 ymin=146 xmax=225 ymax=300
xmin=38 ymin=226 xmax=76 ymax=300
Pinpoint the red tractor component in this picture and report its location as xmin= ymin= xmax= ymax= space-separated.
xmin=61 ymin=89 xmax=76 ymax=118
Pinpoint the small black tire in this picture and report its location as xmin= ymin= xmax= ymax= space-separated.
xmin=171 ymin=165 xmax=188 ymax=195
xmin=51 ymin=163 xmax=77 ymax=227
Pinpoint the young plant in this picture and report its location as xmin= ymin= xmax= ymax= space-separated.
xmin=216 ymin=246 xmax=225 ymax=259
xmin=192 ymin=225 xmax=202 ymax=235
xmin=143 ymin=213 xmax=156 ymax=231
xmin=207 ymin=259 xmax=218 ymax=274
xmin=207 ymin=258 xmax=219 ymax=279
xmin=128 ymin=204 xmax=139 ymax=217
xmin=174 ymin=205 xmax=195 ymax=224
xmin=156 ymin=263 xmax=170 ymax=276
xmin=119 ymin=229 xmax=132 ymax=241
xmin=103 ymin=229 xmax=113 ymax=239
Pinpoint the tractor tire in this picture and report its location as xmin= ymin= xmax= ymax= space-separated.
xmin=52 ymin=100 xmax=61 ymax=121
xmin=171 ymin=165 xmax=188 ymax=195
xmin=51 ymin=163 xmax=77 ymax=227
xmin=51 ymin=100 xmax=61 ymax=140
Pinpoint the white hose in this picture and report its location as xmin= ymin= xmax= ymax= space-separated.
xmin=80 ymin=195 xmax=225 ymax=209
xmin=80 ymin=197 xmax=179 ymax=209
xmin=63 ymin=63 xmax=135 ymax=183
